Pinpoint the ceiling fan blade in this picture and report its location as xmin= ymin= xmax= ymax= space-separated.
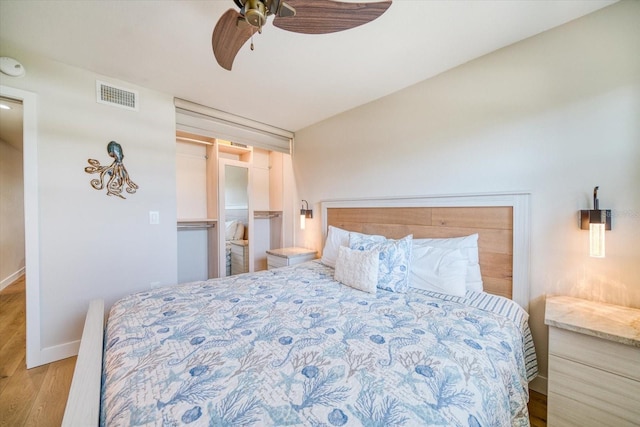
xmin=272 ymin=0 xmax=391 ymax=35
xmin=212 ymin=9 xmax=254 ymax=71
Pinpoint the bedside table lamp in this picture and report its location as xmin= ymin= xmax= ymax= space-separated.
xmin=580 ymin=186 xmax=611 ymax=258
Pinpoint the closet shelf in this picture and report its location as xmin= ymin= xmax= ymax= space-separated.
xmin=218 ymin=143 xmax=251 ymax=156
xmin=254 ymin=211 xmax=282 ymax=219
xmin=177 ymin=219 xmax=217 ymax=230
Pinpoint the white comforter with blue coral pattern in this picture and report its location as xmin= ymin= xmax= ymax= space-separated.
xmin=101 ymin=261 xmax=537 ymax=426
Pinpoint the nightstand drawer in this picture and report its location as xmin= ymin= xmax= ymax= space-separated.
xmin=548 ymin=355 xmax=640 ymax=426
xmin=230 ymin=240 xmax=249 ymax=275
xmin=549 ymin=327 xmax=640 ymax=381
xmin=267 ymin=255 xmax=288 ymax=269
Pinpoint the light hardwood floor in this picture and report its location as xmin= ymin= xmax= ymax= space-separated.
xmin=0 ymin=275 xmax=546 ymax=426
xmin=529 ymin=389 xmax=548 ymax=427
xmin=0 ymin=276 xmax=76 ymax=427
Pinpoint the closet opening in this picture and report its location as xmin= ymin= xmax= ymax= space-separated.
xmin=176 ymin=130 xmax=291 ymax=281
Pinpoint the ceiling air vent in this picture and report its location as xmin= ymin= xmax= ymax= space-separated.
xmin=96 ymin=80 xmax=138 ymax=111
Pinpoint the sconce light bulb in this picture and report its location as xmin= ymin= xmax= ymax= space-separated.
xmin=589 ymin=223 xmax=605 ymax=258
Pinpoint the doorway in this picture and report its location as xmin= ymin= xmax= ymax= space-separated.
xmin=0 ymin=96 xmax=24 ymax=291
xmin=0 ymin=86 xmax=41 ymax=368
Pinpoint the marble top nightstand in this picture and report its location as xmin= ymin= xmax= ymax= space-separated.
xmin=545 ymin=295 xmax=640 ymax=347
xmin=266 ymin=247 xmax=317 ymax=269
xmin=544 ymin=295 xmax=640 ymax=426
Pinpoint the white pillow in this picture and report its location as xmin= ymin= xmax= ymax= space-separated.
xmin=233 ymin=222 xmax=245 ymax=240
xmin=412 ymin=234 xmax=483 ymax=292
xmin=334 ymin=246 xmax=379 ymax=294
xmin=321 ymin=226 xmax=351 ymax=268
xmin=225 ymin=220 xmax=238 ymax=241
xmin=410 ymin=246 xmax=468 ymax=296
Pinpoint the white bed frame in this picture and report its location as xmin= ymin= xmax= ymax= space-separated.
xmin=63 ymin=192 xmax=531 ymax=425
xmin=62 ymin=299 xmax=104 ymax=426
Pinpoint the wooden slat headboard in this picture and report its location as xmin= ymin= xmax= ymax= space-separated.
xmin=326 ymin=206 xmax=513 ymax=300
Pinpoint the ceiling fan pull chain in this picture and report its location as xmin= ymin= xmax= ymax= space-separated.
xmin=250 ymin=31 xmax=255 ymax=51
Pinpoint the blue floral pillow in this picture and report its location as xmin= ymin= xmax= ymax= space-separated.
xmin=349 ymin=232 xmax=413 ymax=293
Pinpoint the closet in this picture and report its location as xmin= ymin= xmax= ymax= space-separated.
xmin=175 ymin=99 xmax=294 ymax=282
xmin=176 ymin=129 xmax=293 ymax=281
xmin=176 ymin=134 xmax=217 ymax=283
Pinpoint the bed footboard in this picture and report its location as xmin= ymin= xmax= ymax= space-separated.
xmin=62 ymin=299 xmax=105 ymax=427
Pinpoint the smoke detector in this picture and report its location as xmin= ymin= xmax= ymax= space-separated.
xmin=0 ymin=57 xmax=26 ymax=77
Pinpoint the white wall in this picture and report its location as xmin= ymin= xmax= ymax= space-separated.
xmin=176 ymin=141 xmax=207 ymax=219
xmin=0 ymin=138 xmax=24 ymax=289
xmin=176 ymin=141 xmax=207 ymax=283
xmin=293 ymin=0 xmax=640 ymax=393
xmin=0 ymin=45 xmax=178 ymax=365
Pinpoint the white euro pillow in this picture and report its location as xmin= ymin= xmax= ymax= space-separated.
xmin=412 ymin=234 xmax=483 ymax=292
xmin=409 ymin=246 xmax=468 ymax=296
xmin=334 ymin=246 xmax=379 ymax=294
xmin=321 ymin=226 xmax=351 ymax=268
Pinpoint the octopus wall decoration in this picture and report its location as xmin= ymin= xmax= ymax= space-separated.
xmin=85 ymin=141 xmax=139 ymax=199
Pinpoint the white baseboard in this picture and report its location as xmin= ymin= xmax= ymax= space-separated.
xmin=32 ymin=340 xmax=81 ymax=368
xmin=0 ymin=268 xmax=25 ymax=292
xmin=529 ymin=374 xmax=547 ymax=395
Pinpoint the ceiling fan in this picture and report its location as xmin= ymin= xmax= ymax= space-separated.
xmin=212 ymin=0 xmax=392 ymax=71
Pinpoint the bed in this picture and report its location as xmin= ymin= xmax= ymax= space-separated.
xmin=63 ymin=194 xmax=537 ymax=427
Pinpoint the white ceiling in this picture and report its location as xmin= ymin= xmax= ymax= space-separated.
xmin=0 ymin=0 xmax=616 ymax=134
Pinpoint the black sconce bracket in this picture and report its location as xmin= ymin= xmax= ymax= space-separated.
xmin=579 ymin=186 xmax=611 ymax=230
xmin=300 ymin=200 xmax=313 ymax=219
xmin=580 ymin=209 xmax=611 ymax=230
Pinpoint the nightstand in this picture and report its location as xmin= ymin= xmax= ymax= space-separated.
xmin=544 ymin=296 xmax=640 ymax=426
xmin=266 ymin=247 xmax=317 ymax=269
xmin=230 ymin=240 xmax=248 ymax=275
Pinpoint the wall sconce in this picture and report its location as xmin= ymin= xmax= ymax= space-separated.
xmin=300 ymin=200 xmax=313 ymax=230
xmin=580 ymin=186 xmax=611 ymax=258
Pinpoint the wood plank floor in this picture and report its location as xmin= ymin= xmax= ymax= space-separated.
xmin=0 ymin=276 xmax=76 ymax=427
xmin=529 ymin=389 xmax=548 ymax=427
xmin=0 ymin=275 xmax=547 ymax=426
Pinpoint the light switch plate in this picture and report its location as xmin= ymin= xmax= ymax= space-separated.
xmin=149 ymin=211 xmax=160 ymax=225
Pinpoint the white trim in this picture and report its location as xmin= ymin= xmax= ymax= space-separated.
xmin=0 ymin=267 xmax=25 ymax=291
xmin=321 ymin=192 xmax=531 ymax=311
xmin=0 ymin=85 xmax=41 ymax=368
xmin=529 ymin=375 xmax=548 ymax=395
xmin=40 ymin=340 xmax=81 ymax=362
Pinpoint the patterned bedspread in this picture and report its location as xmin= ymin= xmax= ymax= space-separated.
xmin=101 ymin=261 xmax=537 ymax=426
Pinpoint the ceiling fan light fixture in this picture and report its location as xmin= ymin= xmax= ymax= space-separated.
xmin=244 ymin=0 xmax=267 ymax=29
xmin=212 ymin=0 xmax=392 ymax=70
